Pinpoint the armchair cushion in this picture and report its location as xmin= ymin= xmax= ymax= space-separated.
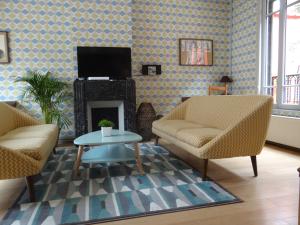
xmin=0 ymin=124 xmax=58 ymax=161
xmin=0 ymin=124 xmax=57 ymax=139
xmin=176 ymin=127 xmax=222 ymax=148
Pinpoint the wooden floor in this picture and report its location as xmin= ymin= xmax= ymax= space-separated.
xmin=0 ymin=142 xmax=299 ymax=225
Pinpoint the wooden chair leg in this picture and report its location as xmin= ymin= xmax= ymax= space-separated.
xmin=251 ymin=156 xmax=258 ymax=177
xmin=202 ymin=159 xmax=208 ymax=181
xmin=154 ymin=135 xmax=159 ymax=146
xmin=25 ymin=176 xmax=35 ymax=202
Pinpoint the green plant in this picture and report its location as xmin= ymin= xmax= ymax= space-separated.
xmin=16 ymin=70 xmax=72 ymax=129
xmin=98 ymin=119 xmax=114 ymax=128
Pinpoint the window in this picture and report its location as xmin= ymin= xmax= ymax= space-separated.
xmin=262 ymin=0 xmax=300 ymax=109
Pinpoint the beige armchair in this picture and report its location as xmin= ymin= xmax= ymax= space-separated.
xmin=0 ymin=102 xmax=58 ymax=201
xmin=152 ymin=95 xmax=273 ymax=180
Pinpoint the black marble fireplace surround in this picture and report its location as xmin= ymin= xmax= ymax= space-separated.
xmin=74 ymin=79 xmax=136 ymax=137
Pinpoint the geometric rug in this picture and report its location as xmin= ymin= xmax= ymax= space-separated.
xmin=1 ymin=143 xmax=241 ymax=225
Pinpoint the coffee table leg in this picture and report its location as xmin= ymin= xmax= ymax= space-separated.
xmin=134 ymin=143 xmax=144 ymax=175
xmin=75 ymin=145 xmax=84 ymax=175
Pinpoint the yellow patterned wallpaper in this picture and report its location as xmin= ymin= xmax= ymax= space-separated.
xmin=132 ymin=0 xmax=232 ymax=115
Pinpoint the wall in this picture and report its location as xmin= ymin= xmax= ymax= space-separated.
xmin=267 ymin=115 xmax=300 ymax=148
xmin=0 ymin=0 xmax=132 ymax=138
xmin=132 ymin=0 xmax=232 ymax=115
xmin=230 ymin=0 xmax=300 ymax=148
xmin=0 ymin=0 xmax=232 ymax=137
xmin=231 ymin=0 xmax=259 ymax=95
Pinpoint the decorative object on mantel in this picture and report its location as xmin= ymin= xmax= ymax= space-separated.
xmin=0 ymin=31 xmax=9 ymax=64
xmin=179 ymin=38 xmax=213 ymax=66
xmin=142 ymin=64 xmax=162 ymax=75
xmin=136 ymin=102 xmax=156 ymax=141
xmin=208 ymin=75 xmax=233 ymax=95
xmin=98 ymin=119 xmax=114 ymax=137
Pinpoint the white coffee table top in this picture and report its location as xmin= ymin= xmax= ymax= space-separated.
xmin=74 ymin=129 xmax=142 ymax=146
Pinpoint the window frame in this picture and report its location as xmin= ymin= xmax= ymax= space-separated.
xmin=261 ymin=0 xmax=300 ymax=110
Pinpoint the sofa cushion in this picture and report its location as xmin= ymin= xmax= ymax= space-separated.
xmin=176 ymin=127 xmax=222 ymax=148
xmin=153 ymin=120 xmax=203 ymax=137
xmin=0 ymin=124 xmax=57 ymax=139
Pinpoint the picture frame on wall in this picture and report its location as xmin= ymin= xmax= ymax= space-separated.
xmin=0 ymin=31 xmax=9 ymax=64
xmin=179 ymin=38 xmax=213 ymax=66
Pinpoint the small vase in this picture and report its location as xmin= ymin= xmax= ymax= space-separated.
xmin=101 ymin=127 xmax=112 ymax=137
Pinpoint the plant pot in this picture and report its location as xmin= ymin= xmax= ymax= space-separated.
xmin=101 ymin=127 xmax=112 ymax=137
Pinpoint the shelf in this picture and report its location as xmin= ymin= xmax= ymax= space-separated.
xmin=81 ymin=144 xmax=135 ymax=164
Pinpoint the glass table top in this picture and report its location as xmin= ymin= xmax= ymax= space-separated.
xmin=74 ymin=129 xmax=142 ymax=146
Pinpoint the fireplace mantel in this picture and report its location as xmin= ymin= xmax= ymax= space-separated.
xmin=74 ymin=79 xmax=136 ymax=137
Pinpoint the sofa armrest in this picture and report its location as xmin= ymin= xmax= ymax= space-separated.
xmin=199 ymin=97 xmax=273 ymax=159
xmin=160 ymin=100 xmax=189 ymax=121
xmin=0 ymin=145 xmax=42 ymax=179
xmin=11 ymin=106 xmax=42 ymax=128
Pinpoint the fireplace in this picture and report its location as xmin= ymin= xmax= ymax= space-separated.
xmin=87 ymin=100 xmax=124 ymax=132
xmin=74 ymin=79 xmax=136 ymax=137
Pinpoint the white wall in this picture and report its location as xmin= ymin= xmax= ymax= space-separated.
xmin=267 ymin=115 xmax=300 ymax=148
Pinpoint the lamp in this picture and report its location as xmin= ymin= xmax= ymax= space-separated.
xmin=220 ymin=76 xmax=233 ymax=95
xmin=220 ymin=76 xmax=233 ymax=83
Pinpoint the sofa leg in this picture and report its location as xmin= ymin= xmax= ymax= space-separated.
xmin=203 ymin=159 xmax=208 ymax=181
xmin=251 ymin=156 xmax=258 ymax=177
xmin=25 ymin=176 xmax=35 ymax=202
xmin=154 ymin=136 xmax=159 ymax=146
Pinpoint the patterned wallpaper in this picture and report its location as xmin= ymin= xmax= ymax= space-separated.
xmin=132 ymin=0 xmax=232 ymax=115
xmin=1 ymin=0 xmax=297 ymax=138
xmin=231 ymin=0 xmax=259 ymax=95
xmin=0 ymin=0 xmax=132 ymax=138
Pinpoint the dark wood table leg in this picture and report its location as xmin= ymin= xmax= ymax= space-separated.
xmin=25 ymin=176 xmax=35 ymax=202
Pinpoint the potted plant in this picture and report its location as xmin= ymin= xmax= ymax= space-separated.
xmin=16 ymin=70 xmax=71 ymax=133
xmin=98 ymin=119 xmax=114 ymax=137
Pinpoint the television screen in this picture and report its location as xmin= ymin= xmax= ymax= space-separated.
xmin=77 ymin=47 xmax=132 ymax=79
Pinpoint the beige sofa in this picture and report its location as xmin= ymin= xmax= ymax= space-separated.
xmin=0 ymin=102 xmax=58 ymax=201
xmin=152 ymin=95 xmax=273 ymax=179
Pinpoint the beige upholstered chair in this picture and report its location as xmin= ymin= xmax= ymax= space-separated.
xmin=152 ymin=95 xmax=273 ymax=180
xmin=0 ymin=103 xmax=58 ymax=201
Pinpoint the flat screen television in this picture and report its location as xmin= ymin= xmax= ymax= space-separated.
xmin=77 ymin=47 xmax=132 ymax=80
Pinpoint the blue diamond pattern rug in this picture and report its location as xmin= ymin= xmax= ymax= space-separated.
xmin=1 ymin=143 xmax=241 ymax=225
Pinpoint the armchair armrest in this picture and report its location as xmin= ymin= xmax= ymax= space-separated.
xmin=0 ymin=145 xmax=41 ymax=179
xmin=199 ymin=97 xmax=273 ymax=159
xmin=11 ymin=106 xmax=42 ymax=127
xmin=160 ymin=100 xmax=189 ymax=121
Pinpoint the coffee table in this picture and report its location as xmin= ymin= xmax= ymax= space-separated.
xmin=74 ymin=130 xmax=144 ymax=175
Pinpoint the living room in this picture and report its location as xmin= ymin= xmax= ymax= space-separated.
xmin=0 ymin=0 xmax=299 ymax=225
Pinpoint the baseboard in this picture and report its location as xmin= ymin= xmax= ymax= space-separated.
xmin=266 ymin=140 xmax=300 ymax=152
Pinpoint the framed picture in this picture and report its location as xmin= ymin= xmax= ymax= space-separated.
xmin=179 ymin=38 xmax=213 ymax=66
xmin=0 ymin=31 xmax=9 ymax=64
